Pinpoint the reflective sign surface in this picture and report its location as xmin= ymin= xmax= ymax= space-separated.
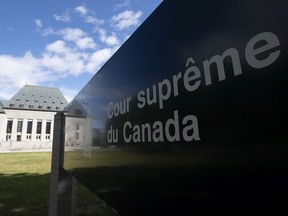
xmin=64 ymin=0 xmax=288 ymax=215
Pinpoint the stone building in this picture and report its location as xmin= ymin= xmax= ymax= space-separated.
xmin=0 ymin=85 xmax=68 ymax=150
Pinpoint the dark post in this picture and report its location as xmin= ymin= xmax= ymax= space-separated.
xmin=48 ymin=112 xmax=76 ymax=216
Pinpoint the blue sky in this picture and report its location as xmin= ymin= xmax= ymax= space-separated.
xmin=0 ymin=0 xmax=162 ymax=102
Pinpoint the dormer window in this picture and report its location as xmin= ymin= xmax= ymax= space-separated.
xmin=9 ymin=104 xmax=14 ymax=107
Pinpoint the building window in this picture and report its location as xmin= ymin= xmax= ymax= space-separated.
xmin=36 ymin=135 xmax=41 ymax=139
xmin=17 ymin=120 xmax=23 ymax=133
xmin=6 ymin=120 xmax=13 ymax=133
xmin=46 ymin=121 xmax=51 ymax=134
xmin=6 ymin=134 xmax=11 ymax=141
xmin=37 ymin=121 xmax=42 ymax=134
xmin=76 ymin=132 xmax=80 ymax=140
xmin=17 ymin=135 xmax=21 ymax=141
xmin=27 ymin=121 xmax=33 ymax=134
xmin=76 ymin=124 xmax=80 ymax=130
xmin=45 ymin=135 xmax=50 ymax=140
xmin=26 ymin=135 xmax=31 ymax=140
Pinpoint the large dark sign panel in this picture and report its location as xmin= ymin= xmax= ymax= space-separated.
xmin=64 ymin=0 xmax=288 ymax=215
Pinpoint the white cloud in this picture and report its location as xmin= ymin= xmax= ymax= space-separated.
xmin=42 ymin=40 xmax=88 ymax=76
xmin=0 ymin=39 xmax=89 ymax=100
xmin=76 ymin=37 xmax=97 ymax=50
xmin=42 ymin=27 xmax=56 ymax=36
xmin=75 ymin=5 xmax=104 ymax=26
xmin=75 ymin=5 xmax=88 ymax=16
xmin=84 ymin=15 xmax=105 ymax=26
xmin=98 ymin=28 xmax=120 ymax=46
xmin=111 ymin=10 xmax=143 ymax=30
xmin=60 ymin=28 xmax=85 ymax=41
xmin=45 ymin=40 xmax=68 ymax=54
xmin=43 ymin=28 xmax=97 ymax=50
xmin=0 ymin=27 xmax=118 ymax=100
xmin=0 ymin=52 xmax=52 ymax=99
xmin=114 ymin=0 xmax=133 ymax=10
xmin=54 ymin=10 xmax=71 ymax=22
xmin=0 ymin=4 xmax=145 ymax=100
xmin=34 ymin=19 xmax=42 ymax=29
xmin=59 ymin=28 xmax=97 ymax=50
xmin=86 ymin=46 xmax=119 ymax=73
xmin=0 ymin=52 xmax=47 ymax=86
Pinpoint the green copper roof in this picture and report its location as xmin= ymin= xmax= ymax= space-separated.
xmin=2 ymin=85 xmax=68 ymax=112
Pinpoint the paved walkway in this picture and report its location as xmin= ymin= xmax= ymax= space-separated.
xmin=0 ymin=149 xmax=52 ymax=153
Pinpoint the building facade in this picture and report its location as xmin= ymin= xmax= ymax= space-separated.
xmin=0 ymin=85 xmax=68 ymax=150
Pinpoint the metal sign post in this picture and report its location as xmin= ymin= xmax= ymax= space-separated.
xmin=49 ymin=112 xmax=76 ymax=216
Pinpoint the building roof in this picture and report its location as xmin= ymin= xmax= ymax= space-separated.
xmin=2 ymin=85 xmax=68 ymax=112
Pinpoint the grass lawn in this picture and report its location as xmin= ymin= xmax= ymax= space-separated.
xmin=0 ymin=152 xmax=119 ymax=216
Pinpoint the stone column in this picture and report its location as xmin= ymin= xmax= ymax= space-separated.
xmin=41 ymin=119 xmax=46 ymax=141
xmin=32 ymin=119 xmax=37 ymax=141
xmin=11 ymin=118 xmax=18 ymax=142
